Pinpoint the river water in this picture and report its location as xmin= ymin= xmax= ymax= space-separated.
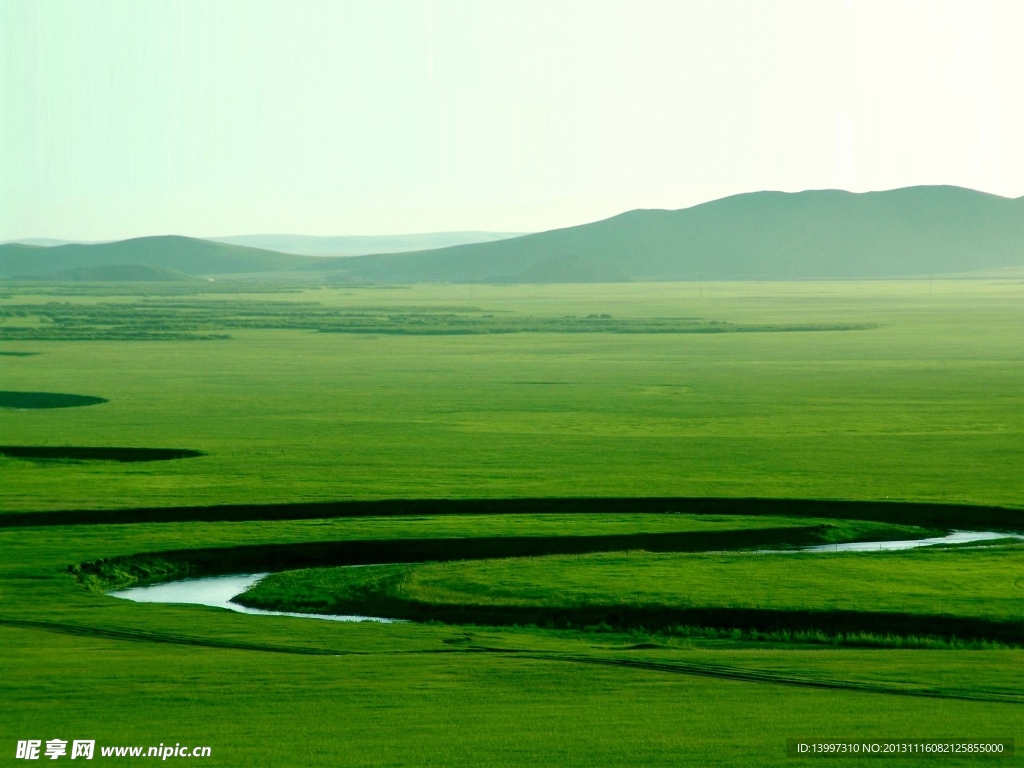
xmin=798 ymin=529 xmax=1022 ymax=553
xmin=109 ymin=572 xmax=396 ymax=623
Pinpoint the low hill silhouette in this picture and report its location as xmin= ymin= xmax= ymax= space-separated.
xmin=0 ymin=236 xmax=313 ymax=278
xmin=334 ymin=186 xmax=1023 ymax=282
xmin=33 ymin=264 xmax=198 ymax=282
xmin=2 ymin=187 xmax=1019 ymax=282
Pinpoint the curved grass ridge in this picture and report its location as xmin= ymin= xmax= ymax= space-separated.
xmin=8 ymin=496 xmax=1022 ymax=528
xmin=241 ymin=589 xmax=1022 ymax=647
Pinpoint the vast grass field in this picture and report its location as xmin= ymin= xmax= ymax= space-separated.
xmin=1 ymin=279 xmax=1021 ymax=766
xmin=2 ymin=279 xmax=1021 ymax=513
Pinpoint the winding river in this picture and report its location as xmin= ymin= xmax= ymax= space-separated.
xmin=109 ymin=530 xmax=1022 ymax=623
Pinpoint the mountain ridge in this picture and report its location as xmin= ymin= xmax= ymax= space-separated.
xmin=1 ymin=186 xmax=1020 ymax=281
xmin=332 ymin=186 xmax=1023 ymax=282
xmin=0 ymin=236 xmax=314 ymax=277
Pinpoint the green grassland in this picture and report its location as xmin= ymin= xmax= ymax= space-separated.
xmin=0 ymin=294 xmax=874 ymax=340
xmin=1 ymin=279 xmax=1022 ymax=766
xmin=4 ymin=623 xmax=1019 ymax=767
xmin=1 ymin=279 xmax=1021 ymax=513
xmin=385 ymin=545 xmax=1024 ymax=623
xmin=2 ymin=515 xmax=1023 ymax=766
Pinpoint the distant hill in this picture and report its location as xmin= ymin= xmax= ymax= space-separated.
xmin=211 ymin=231 xmax=528 ymax=257
xmin=0 ymin=238 xmax=100 ymax=247
xmin=2 ymin=187 xmax=1019 ymax=282
xmin=331 ymin=186 xmax=1024 ymax=282
xmin=32 ymin=264 xmax=198 ymax=282
xmin=0 ymin=236 xmax=313 ymax=278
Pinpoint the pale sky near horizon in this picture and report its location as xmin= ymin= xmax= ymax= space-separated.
xmin=2 ymin=0 xmax=1021 ymax=240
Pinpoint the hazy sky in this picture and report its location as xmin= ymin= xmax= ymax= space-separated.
xmin=2 ymin=0 xmax=1021 ymax=240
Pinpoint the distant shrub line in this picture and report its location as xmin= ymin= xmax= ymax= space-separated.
xmin=0 ymin=298 xmax=877 ymax=340
xmin=245 ymin=594 xmax=1024 ymax=647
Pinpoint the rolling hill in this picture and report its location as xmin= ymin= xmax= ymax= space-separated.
xmin=32 ymin=264 xmax=199 ymax=282
xmin=2 ymin=187 xmax=1020 ymax=282
xmin=333 ymin=186 xmax=1023 ymax=282
xmin=0 ymin=236 xmax=313 ymax=278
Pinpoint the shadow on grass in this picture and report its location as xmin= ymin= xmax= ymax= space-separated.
xmin=0 ymin=391 xmax=107 ymax=409
xmin=0 ymin=446 xmax=205 ymax=463
xmin=7 ymin=497 xmax=1023 ymax=529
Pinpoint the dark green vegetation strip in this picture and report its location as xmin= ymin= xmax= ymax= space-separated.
xmin=0 ymin=350 xmax=38 ymax=356
xmin=0 ymin=390 xmax=107 ymax=409
xmin=0 ymin=446 xmax=205 ymax=462
xmin=1 ymin=618 xmax=1015 ymax=704
xmin=71 ymin=526 xmax=839 ymax=590
xmin=7 ymin=496 xmax=1019 ymax=529
xmin=246 ymin=595 xmax=1024 ymax=647
xmin=0 ymin=298 xmax=874 ymax=340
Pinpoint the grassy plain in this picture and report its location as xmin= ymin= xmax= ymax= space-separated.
xmin=1 ymin=279 xmax=1022 ymax=766
xmin=392 ymin=544 xmax=1024 ymax=623
xmin=4 ymin=622 xmax=1020 ymax=768
xmin=1 ymin=517 xmax=1023 ymax=766
xmin=1 ymin=279 xmax=1022 ymax=513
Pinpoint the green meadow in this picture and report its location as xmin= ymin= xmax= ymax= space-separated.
xmin=1 ymin=279 xmax=1021 ymax=512
xmin=1 ymin=278 xmax=1022 ymax=766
